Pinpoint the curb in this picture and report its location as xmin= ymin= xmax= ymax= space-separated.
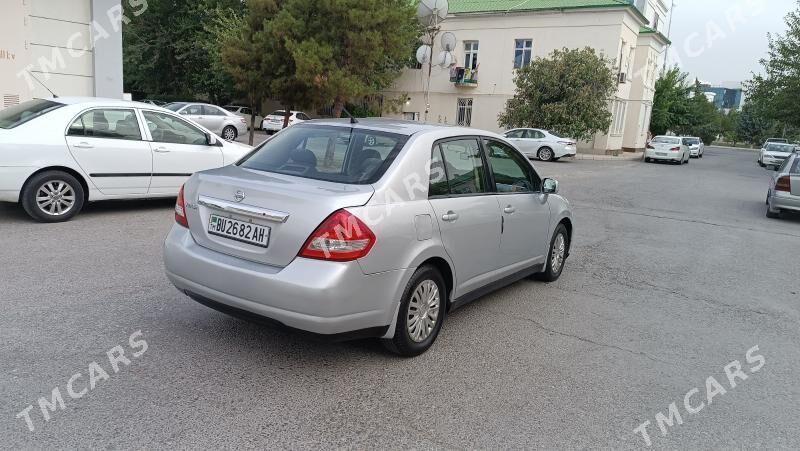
xmin=575 ymin=152 xmax=644 ymax=161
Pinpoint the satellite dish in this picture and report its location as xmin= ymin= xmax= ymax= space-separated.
xmin=441 ymin=32 xmax=457 ymax=52
xmin=417 ymin=0 xmax=449 ymax=27
xmin=437 ymin=51 xmax=455 ymax=68
xmin=416 ymin=45 xmax=432 ymax=65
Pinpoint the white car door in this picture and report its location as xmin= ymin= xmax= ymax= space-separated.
xmin=141 ymin=110 xmax=224 ymax=195
xmin=179 ymin=104 xmax=211 ymax=130
xmin=202 ymin=105 xmax=228 ymax=135
xmin=505 ymin=129 xmax=536 ymax=156
xmin=65 ymin=108 xmax=152 ymax=195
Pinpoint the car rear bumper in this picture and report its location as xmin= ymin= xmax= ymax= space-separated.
xmin=555 ymin=145 xmax=577 ymax=158
xmin=645 ymin=150 xmax=683 ymax=161
xmin=262 ymin=122 xmax=283 ymax=132
xmin=771 ymin=191 xmax=800 ymax=212
xmin=163 ymin=225 xmax=405 ymax=336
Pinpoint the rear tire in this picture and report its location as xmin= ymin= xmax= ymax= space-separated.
xmin=644 ymin=157 xmax=651 ymax=163
xmin=21 ymin=171 xmax=85 ymax=223
xmin=538 ymin=147 xmax=555 ymax=162
xmin=533 ymin=224 xmax=569 ymax=283
xmin=222 ymin=126 xmax=238 ymax=141
xmin=382 ymin=265 xmax=446 ymax=357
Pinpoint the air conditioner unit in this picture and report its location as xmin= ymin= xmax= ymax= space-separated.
xmin=618 ymin=72 xmax=627 ymax=84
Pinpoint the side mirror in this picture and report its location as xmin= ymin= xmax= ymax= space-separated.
xmin=542 ymin=178 xmax=559 ymax=194
xmin=205 ymin=133 xmax=217 ymax=146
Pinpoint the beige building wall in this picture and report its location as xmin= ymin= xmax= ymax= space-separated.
xmin=0 ymin=0 xmax=122 ymax=109
xmin=385 ymin=7 xmax=667 ymax=154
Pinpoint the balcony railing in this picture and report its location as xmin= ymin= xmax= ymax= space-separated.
xmin=450 ymin=66 xmax=478 ymax=87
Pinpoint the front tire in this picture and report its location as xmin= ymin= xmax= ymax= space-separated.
xmin=21 ymin=171 xmax=85 ymax=223
xmin=534 ymin=224 xmax=570 ymax=282
xmin=538 ymin=147 xmax=555 ymax=162
xmin=382 ymin=265 xmax=446 ymax=357
xmin=222 ymin=126 xmax=238 ymax=141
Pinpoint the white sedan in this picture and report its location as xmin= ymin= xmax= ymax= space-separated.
xmin=503 ymin=128 xmax=577 ymax=162
xmin=0 ymin=97 xmax=252 ymax=222
xmin=261 ymin=110 xmax=311 ymax=133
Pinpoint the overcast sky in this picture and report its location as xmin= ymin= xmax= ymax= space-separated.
xmin=667 ymin=0 xmax=796 ymax=86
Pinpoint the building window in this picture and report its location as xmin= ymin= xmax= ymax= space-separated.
xmin=456 ymin=98 xmax=473 ymax=126
xmin=464 ymin=41 xmax=479 ymax=70
xmin=610 ymin=99 xmax=627 ymax=136
xmin=403 ymin=112 xmax=420 ymax=121
xmin=514 ymin=39 xmax=533 ymax=68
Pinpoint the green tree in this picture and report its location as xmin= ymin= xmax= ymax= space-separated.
xmin=123 ymin=0 xmax=245 ymax=103
xmin=650 ymin=67 xmax=692 ymax=136
xmin=736 ymin=103 xmax=777 ymax=146
xmin=269 ymin=0 xmax=418 ymax=118
xmin=498 ymin=47 xmax=617 ymax=141
xmin=745 ymin=1 xmax=800 ymax=129
xmin=674 ymin=84 xmax=719 ymax=144
xmin=218 ymin=0 xmax=283 ymax=145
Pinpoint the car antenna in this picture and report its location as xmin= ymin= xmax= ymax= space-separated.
xmin=341 ymin=107 xmax=358 ymax=124
xmin=27 ymin=71 xmax=59 ymax=98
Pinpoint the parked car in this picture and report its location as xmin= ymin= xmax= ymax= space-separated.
xmin=0 ymin=98 xmax=252 ymax=222
xmin=261 ymin=110 xmax=311 ymax=133
xmin=503 ymin=128 xmax=577 ymax=162
xmin=163 ymin=102 xmax=247 ymax=141
xmin=141 ymin=99 xmax=166 ymax=106
xmin=683 ymin=137 xmax=705 ymax=158
xmin=644 ymin=136 xmax=691 ymax=164
xmin=764 ymin=138 xmax=789 ymax=147
xmin=163 ymin=119 xmax=573 ymax=356
xmin=766 ymin=151 xmax=800 ymax=219
xmin=223 ymin=105 xmax=263 ymax=131
xmin=758 ymin=142 xmax=796 ymax=168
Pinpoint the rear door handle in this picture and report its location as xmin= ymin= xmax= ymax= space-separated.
xmin=504 ymin=205 xmax=516 ymax=214
xmin=73 ymin=142 xmax=93 ymax=149
xmin=441 ymin=211 xmax=459 ymax=222
xmin=153 ymin=147 xmax=170 ymax=153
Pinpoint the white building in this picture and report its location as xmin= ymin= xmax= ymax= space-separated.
xmin=385 ymin=0 xmax=671 ymax=153
xmin=0 ymin=0 xmax=125 ymax=110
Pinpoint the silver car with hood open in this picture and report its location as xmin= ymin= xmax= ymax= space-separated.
xmin=163 ymin=119 xmax=573 ymax=356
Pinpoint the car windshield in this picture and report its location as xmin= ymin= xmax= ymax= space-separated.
xmin=163 ymin=102 xmax=187 ymax=112
xmin=652 ymin=136 xmax=680 ymax=144
xmin=683 ymin=138 xmax=700 ymax=145
xmin=0 ymin=99 xmax=64 ymax=129
xmin=269 ymin=111 xmax=287 ymax=117
xmin=238 ymin=124 xmax=409 ymax=184
xmin=766 ymin=143 xmax=794 ymax=153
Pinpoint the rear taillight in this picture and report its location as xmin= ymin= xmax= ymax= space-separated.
xmin=646 ymin=144 xmax=654 ymax=149
xmin=558 ymin=141 xmax=574 ymax=145
xmin=775 ymin=176 xmax=791 ymax=192
xmin=175 ymin=185 xmax=189 ymax=228
xmin=670 ymin=146 xmax=681 ymax=151
xmin=298 ymin=209 xmax=376 ymax=262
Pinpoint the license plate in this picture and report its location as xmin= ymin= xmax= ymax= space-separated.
xmin=656 ymin=152 xmax=667 ymax=156
xmin=208 ymin=214 xmax=270 ymax=248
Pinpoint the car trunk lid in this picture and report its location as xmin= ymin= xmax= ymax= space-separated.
xmin=184 ymin=165 xmax=374 ymax=267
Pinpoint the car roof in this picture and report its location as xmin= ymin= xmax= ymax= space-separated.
xmin=300 ymin=118 xmax=498 ymax=138
xmin=49 ymin=96 xmax=155 ymax=109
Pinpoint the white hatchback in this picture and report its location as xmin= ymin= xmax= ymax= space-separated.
xmin=0 ymin=97 xmax=252 ymax=222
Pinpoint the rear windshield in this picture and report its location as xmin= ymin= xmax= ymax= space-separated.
xmin=269 ymin=111 xmax=286 ymax=116
xmin=766 ymin=143 xmax=794 ymax=153
xmin=652 ymin=136 xmax=680 ymax=144
xmin=0 ymin=99 xmax=64 ymax=129
xmin=163 ymin=102 xmax=187 ymax=112
xmin=238 ymin=124 xmax=409 ymax=184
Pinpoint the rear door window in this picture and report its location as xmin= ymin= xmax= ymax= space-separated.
xmin=67 ymin=109 xmax=142 ymax=140
xmin=238 ymin=124 xmax=408 ymax=184
xmin=434 ymin=138 xmax=488 ymax=195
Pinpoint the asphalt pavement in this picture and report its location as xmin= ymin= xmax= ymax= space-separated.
xmin=1 ymin=147 xmax=798 ymax=448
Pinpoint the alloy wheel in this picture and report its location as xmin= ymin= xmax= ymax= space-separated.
xmin=223 ymin=127 xmax=236 ymax=141
xmin=407 ymin=280 xmax=440 ymax=343
xmin=36 ymin=180 xmax=76 ymax=216
xmin=539 ymin=148 xmax=553 ymax=161
xmin=551 ymin=233 xmax=566 ymax=273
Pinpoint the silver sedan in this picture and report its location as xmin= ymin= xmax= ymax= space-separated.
xmin=164 ymin=102 xmax=248 ymax=141
xmin=766 ymin=151 xmax=800 ymax=219
xmin=163 ymin=119 xmax=574 ymax=356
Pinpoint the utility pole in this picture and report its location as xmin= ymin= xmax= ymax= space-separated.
xmin=662 ymin=0 xmax=676 ymax=74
